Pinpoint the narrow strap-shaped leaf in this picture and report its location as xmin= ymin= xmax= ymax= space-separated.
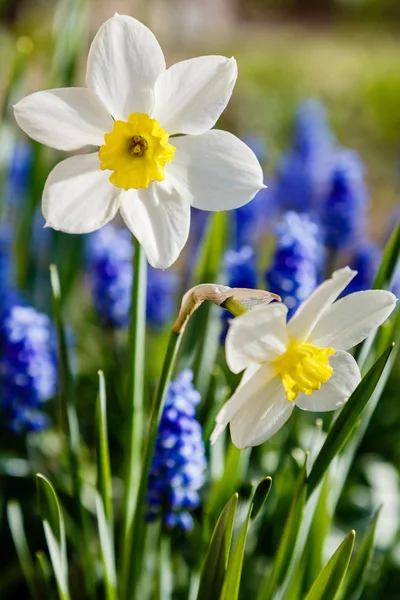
xmin=373 ymin=220 xmax=400 ymax=290
xmin=305 ymin=530 xmax=355 ymax=600
xmin=339 ymin=510 xmax=380 ymax=600
xmin=221 ymin=477 xmax=272 ymax=600
xmin=7 ymin=501 xmax=40 ymax=600
xmin=50 ymin=264 xmax=95 ymax=595
xmin=251 ymin=476 xmax=273 ymax=521
xmin=35 ymin=551 xmax=52 ymax=598
xmin=96 ymin=370 xmax=113 ymax=526
xmin=257 ymin=464 xmax=307 ymax=600
xmin=307 ymin=344 xmax=393 ymax=496
xmin=36 ymin=474 xmax=70 ymax=600
xmin=96 ymin=493 xmax=117 ymax=600
xmin=197 ymin=493 xmax=238 ymax=600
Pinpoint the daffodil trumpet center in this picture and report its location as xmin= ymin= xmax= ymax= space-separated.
xmin=99 ymin=112 xmax=176 ymax=191
xmin=274 ymin=341 xmax=334 ymax=402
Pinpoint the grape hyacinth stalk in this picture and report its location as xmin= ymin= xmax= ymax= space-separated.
xmin=0 ymin=304 xmax=57 ymax=433
xmin=146 ymin=369 xmax=206 ymax=530
xmin=266 ymin=212 xmax=322 ymax=317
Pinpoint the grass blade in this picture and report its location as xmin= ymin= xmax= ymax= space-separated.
xmin=36 ymin=474 xmax=70 ymax=600
xmin=307 ymin=344 xmax=394 ymax=496
xmin=305 ymin=530 xmax=355 ymax=600
xmin=96 ymin=370 xmax=113 ymax=526
xmin=7 ymin=501 xmax=40 ymax=600
xmin=339 ymin=510 xmax=380 ymax=600
xmin=221 ymin=477 xmax=272 ymax=600
xmin=373 ymin=221 xmax=400 ymax=290
xmin=96 ymin=493 xmax=117 ymax=600
xmin=257 ymin=464 xmax=307 ymax=600
xmin=197 ymin=493 xmax=238 ymax=600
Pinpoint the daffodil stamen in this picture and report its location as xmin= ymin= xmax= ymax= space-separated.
xmin=274 ymin=341 xmax=334 ymax=402
xmin=99 ymin=112 xmax=176 ymax=191
xmin=130 ymin=135 xmax=148 ymax=156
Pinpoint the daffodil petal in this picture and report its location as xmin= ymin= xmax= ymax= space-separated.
xmin=230 ymin=377 xmax=293 ymax=448
xmin=86 ymin=14 xmax=165 ymax=120
xmin=42 ymin=153 xmax=120 ymax=233
xmin=310 ymin=290 xmax=397 ymax=350
xmin=210 ymin=363 xmax=274 ymax=444
xmin=152 ymin=56 xmax=237 ymax=135
xmin=119 ymin=181 xmax=190 ymax=269
xmin=296 ymin=350 xmax=361 ymax=411
xmin=287 ymin=267 xmax=357 ymax=344
xmin=225 ymin=303 xmax=288 ymax=374
xmin=166 ymin=130 xmax=264 ymax=211
xmin=14 ymin=88 xmax=113 ymax=151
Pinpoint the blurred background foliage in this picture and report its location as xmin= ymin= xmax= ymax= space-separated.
xmin=0 ymin=0 xmax=399 ymax=599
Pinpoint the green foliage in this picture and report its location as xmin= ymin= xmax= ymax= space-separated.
xmin=197 ymin=493 xmax=238 ymax=600
xmin=304 ymin=530 xmax=355 ymax=600
xmin=307 ymin=344 xmax=394 ymax=496
xmin=36 ymin=475 xmax=70 ymax=600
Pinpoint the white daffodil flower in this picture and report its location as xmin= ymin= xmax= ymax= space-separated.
xmin=211 ymin=267 xmax=397 ymax=449
xmin=13 ymin=14 xmax=264 ymax=269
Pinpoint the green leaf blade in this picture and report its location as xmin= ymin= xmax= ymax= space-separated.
xmin=340 ymin=511 xmax=380 ymax=600
xmin=221 ymin=477 xmax=272 ymax=600
xmin=197 ymin=493 xmax=238 ymax=600
xmin=257 ymin=464 xmax=307 ymax=600
xmin=36 ymin=474 xmax=70 ymax=600
xmin=96 ymin=370 xmax=113 ymax=525
xmin=305 ymin=530 xmax=355 ymax=600
xmin=307 ymin=344 xmax=393 ymax=496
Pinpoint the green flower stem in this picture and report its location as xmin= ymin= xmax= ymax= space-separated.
xmin=122 ymin=239 xmax=147 ymax=557
xmin=220 ymin=298 xmax=249 ymax=317
xmin=122 ymin=328 xmax=183 ymax=600
xmin=49 ymin=265 xmax=95 ymax=598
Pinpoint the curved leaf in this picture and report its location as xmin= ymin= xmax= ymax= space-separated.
xmin=307 ymin=344 xmax=393 ymax=496
xmin=305 ymin=530 xmax=355 ymax=600
xmin=221 ymin=477 xmax=272 ymax=600
xmin=197 ymin=493 xmax=238 ymax=600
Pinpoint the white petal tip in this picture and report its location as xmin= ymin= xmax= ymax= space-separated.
xmin=43 ymin=222 xmax=52 ymax=229
xmin=210 ymin=424 xmax=224 ymax=445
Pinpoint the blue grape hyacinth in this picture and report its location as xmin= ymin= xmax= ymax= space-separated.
xmin=0 ymin=305 xmax=57 ymax=433
xmin=224 ymin=246 xmax=257 ymax=290
xmin=87 ymin=224 xmax=177 ymax=329
xmin=273 ymin=100 xmax=334 ymax=212
xmin=321 ymin=150 xmax=368 ymax=251
xmin=266 ymin=212 xmax=322 ymax=317
xmin=345 ymin=242 xmax=381 ymax=295
xmin=6 ymin=140 xmax=33 ymax=207
xmin=221 ymin=246 xmax=258 ymax=341
xmin=87 ymin=224 xmax=133 ymax=328
xmin=146 ymin=369 xmax=206 ymax=531
xmin=232 ymin=136 xmax=271 ymax=249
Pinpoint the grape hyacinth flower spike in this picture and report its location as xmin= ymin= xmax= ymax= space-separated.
xmin=146 ymin=370 xmax=206 ymax=530
xmin=265 ymin=211 xmax=322 ymax=318
xmin=0 ymin=305 xmax=57 ymax=433
xmin=87 ymin=223 xmax=177 ymax=328
xmin=211 ymin=268 xmax=396 ymax=448
xmin=14 ymin=14 xmax=264 ymax=269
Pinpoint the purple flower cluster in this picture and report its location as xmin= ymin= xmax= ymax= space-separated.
xmin=273 ymin=100 xmax=334 ymax=213
xmin=146 ymin=370 xmax=206 ymax=531
xmin=87 ymin=223 xmax=178 ymax=329
xmin=0 ymin=305 xmax=57 ymax=433
xmin=321 ymin=150 xmax=368 ymax=251
xmin=265 ymin=212 xmax=322 ymax=317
